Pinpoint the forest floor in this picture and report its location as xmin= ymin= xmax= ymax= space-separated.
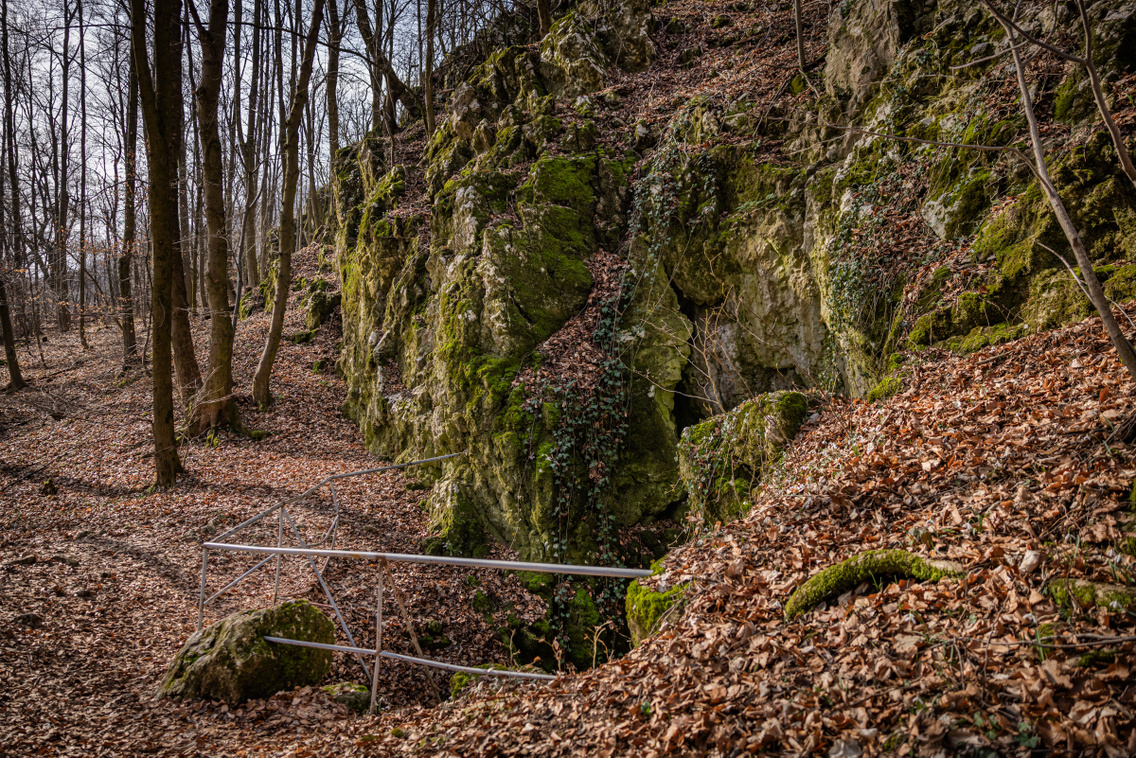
xmin=3 ymin=249 xmax=1135 ymax=757
xmin=4 ymin=0 xmax=1136 ymax=753
xmin=0 ymin=246 xmax=547 ymax=756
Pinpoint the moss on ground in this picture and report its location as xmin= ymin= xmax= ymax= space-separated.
xmin=785 ymin=549 xmax=965 ymax=619
xmin=1047 ymin=579 xmax=1136 ymax=614
xmin=625 ymin=577 xmax=690 ymax=647
xmin=867 ymin=374 xmax=903 ymax=402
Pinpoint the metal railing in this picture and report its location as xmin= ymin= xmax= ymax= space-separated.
xmin=195 ymin=452 xmax=652 ymax=714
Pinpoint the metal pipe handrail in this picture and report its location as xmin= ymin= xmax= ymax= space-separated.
xmin=209 ymin=451 xmax=468 ymax=545
xmin=264 ymin=636 xmax=378 ymax=657
xmin=193 ymin=449 xmax=649 ymax=715
xmin=379 ymin=650 xmax=557 ymax=681
xmin=201 ymin=542 xmax=654 ymax=579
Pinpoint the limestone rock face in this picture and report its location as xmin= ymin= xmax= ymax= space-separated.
xmin=539 ymin=14 xmax=608 ymax=98
xmin=333 ymin=0 xmax=1136 ymax=570
xmin=590 ymin=0 xmax=656 ymax=72
xmin=824 ymin=0 xmax=935 ymax=116
xmin=158 ymin=601 xmax=335 ymax=704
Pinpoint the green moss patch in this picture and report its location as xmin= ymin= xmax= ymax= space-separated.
xmin=677 ymin=391 xmax=808 ymax=527
xmin=1047 ymin=579 xmax=1136 ymax=615
xmin=785 ymin=549 xmax=965 ymax=619
xmin=626 ymin=577 xmax=690 ymax=647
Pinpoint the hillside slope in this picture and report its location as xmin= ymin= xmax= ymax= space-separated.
xmin=331 ymin=310 xmax=1136 ymax=756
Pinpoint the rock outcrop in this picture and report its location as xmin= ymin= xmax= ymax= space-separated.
xmin=332 ymin=0 xmax=1136 ymax=590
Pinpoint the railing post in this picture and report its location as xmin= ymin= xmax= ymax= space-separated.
xmin=371 ymin=571 xmax=382 ymax=715
xmin=197 ymin=547 xmax=208 ymax=632
xmin=273 ymin=507 xmax=283 ymax=604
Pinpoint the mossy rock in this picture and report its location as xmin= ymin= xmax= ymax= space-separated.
xmin=626 ymin=573 xmax=690 ymax=647
xmin=785 ymin=550 xmax=965 ymax=619
xmin=1047 ymin=579 xmax=1136 ymax=614
xmin=289 ymin=330 xmax=316 ymax=345
xmin=867 ymin=374 xmax=903 ymax=402
xmin=322 ymin=682 xmax=371 ymax=714
xmin=305 ymin=289 xmax=341 ymax=331
xmin=158 ymin=601 xmax=335 ymax=704
xmin=677 ymin=391 xmax=808 ymax=527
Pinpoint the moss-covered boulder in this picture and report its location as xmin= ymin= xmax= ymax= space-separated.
xmin=626 ymin=576 xmax=690 ymax=647
xmin=304 ymin=282 xmax=341 ymax=331
xmin=158 ymin=601 xmax=335 ymax=704
xmin=678 ymin=391 xmax=808 ymax=527
xmin=785 ymin=550 xmax=965 ymax=619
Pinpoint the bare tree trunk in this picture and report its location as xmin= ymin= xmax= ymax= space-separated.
xmin=120 ymin=56 xmax=139 ymax=364
xmin=424 ymin=0 xmax=436 ymax=136
xmin=252 ymin=0 xmax=325 ymax=407
xmin=327 ymin=0 xmax=341 ymax=155
xmin=131 ymin=0 xmax=185 ymax=485
xmin=54 ymin=2 xmax=74 ymax=332
xmin=78 ymin=0 xmax=88 ymax=348
xmin=3 ymin=0 xmax=29 ymax=370
xmin=536 ymin=0 xmax=551 ymax=37
xmin=793 ymin=0 xmax=805 ymax=71
xmin=0 ymin=271 xmax=23 ymax=389
xmin=354 ymin=0 xmax=422 ymax=128
xmin=190 ymin=0 xmax=238 ymax=431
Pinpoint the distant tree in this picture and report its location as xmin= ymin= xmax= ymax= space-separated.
xmin=119 ymin=54 xmax=140 ymax=365
xmin=252 ymin=0 xmax=326 ymax=407
xmin=189 ymin=0 xmax=239 ymax=432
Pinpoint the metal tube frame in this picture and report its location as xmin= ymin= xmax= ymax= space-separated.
xmin=194 ymin=450 xmax=648 ymax=714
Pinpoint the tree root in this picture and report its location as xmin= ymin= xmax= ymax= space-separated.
xmin=785 ymin=549 xmax=965 ymax=619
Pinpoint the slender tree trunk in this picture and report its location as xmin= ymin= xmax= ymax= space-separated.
xmin=243 ymin=0 xmax=263 ymax=290
xmin=252 ymin=0 xmax=325 ymax=407
xmin=327 ymin=0 xmax=341 ymax=155
xmin=54 ymin=3 xmax=73 ymax=331
xmin=999 ymin=16 xmax=1136 ymax=380
xmin=3 ymin=0 xmax=29 ymax=364
xmin=353 ymin=0 xmax=421 ymax=127
xmin=424 ymin=0 xmax=436 ymax=135
xmin=120 ymin=57 xmax=139 ymax=364
xmin=169 ymin=219 xmax=201 ymax=402
xmin=77 ymin=0 xmax=88 ymax=348
xmin=191 ymin=0 xmax=238 ymax=431
xmin=536 ymin=0 xmax=551 ymax=37
xmin=0 ymin=271 xmax=23 ymax=390
xmin=793 ymin=0 xmax=805 ymax=72
xmin=131 ymin=0 xmax=185 ymax=485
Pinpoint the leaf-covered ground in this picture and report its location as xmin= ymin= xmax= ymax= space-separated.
xmin=0 ymin=246 xmax=546 ymax=755
xmin=4 ymin=0 xmax=1136 ymax=754
xmin=3 ymin=246 xmax=1134 ymax=755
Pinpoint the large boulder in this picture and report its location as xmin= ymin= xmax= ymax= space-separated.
xmin=158 ymin=600 xmax=336 ymax=704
